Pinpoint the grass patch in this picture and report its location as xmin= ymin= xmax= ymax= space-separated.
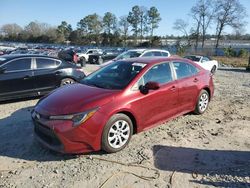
xmin=212 ymin=56 xmax=249 ymax=67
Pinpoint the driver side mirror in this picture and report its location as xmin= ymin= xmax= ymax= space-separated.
xmin=139 ymin=81 xmax=160 ymax=94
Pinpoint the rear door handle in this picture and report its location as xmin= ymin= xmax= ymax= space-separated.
xmin=170 ymin=85 xmax=176 ymax=91
xmin=193 ymin=78 xmax=199 ymax=82
xmin=23 ymin=75 xmax=30 ymax=80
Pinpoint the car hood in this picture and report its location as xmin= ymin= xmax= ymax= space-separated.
xmin=36 ymin=83 xmax=119 ymax=115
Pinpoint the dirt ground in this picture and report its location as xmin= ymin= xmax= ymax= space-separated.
xmin=0 ymin=65 xmax=250 ymax=188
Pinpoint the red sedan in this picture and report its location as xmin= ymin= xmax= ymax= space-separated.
xmin=32 ymin=57 xmax=214 ymax=154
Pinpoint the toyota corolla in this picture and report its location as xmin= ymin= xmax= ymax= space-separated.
xmin=32 ymin=57 xmax=214 ymax=154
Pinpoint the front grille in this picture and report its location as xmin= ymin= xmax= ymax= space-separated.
xmin=34 ymin=121 xmax=62 ymax=147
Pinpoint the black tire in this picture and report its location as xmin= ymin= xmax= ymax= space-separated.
xmin=194 ymin=89 xmax=209 ymax=115
xmin=60 ymin=78 xmax=75 ymax=86
xmin=102 ymin=114 xmax=133 ymax=153
xmin=211 ymin=65 xmax=217 ymax=74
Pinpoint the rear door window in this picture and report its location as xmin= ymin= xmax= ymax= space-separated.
xmin=152 ymin=51 xmax=162 ymax=56
xmin=3 ymin=58 xmax=31 ymax=72
xmin=36 ymin=58 xmax=60 ymax=69
xmin=161 ymin=52 xmax=169 ymax=57
xmin=142 ymin=52 xmax=153 ymax=57
xmin=173 ymin=62 xmax=198 ymax=79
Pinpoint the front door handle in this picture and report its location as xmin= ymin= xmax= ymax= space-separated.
xmin=193 ymin=78 xmax=199 ymax=82
xmin=55 ymin=71 xmax=62 ymax=75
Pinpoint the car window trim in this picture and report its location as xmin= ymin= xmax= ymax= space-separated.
xmin=34 ymin=57 xmax=61 ymax=70
xmin=0 ymin=57 xmax=33 ymax=73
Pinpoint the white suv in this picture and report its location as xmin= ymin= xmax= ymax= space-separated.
xmin=77 ymin=49 xmax=103 ymax=62
xmin=102 ymin=49 xmax=171 ymax=66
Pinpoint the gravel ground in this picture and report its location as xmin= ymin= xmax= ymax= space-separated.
xmin=0 ymin=65 xmax=250 ymax=188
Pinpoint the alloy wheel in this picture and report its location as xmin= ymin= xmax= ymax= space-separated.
xmin=199 ymin=93 xmax=209 ymax=112
xmin=108 ymin=120 xmax=130 ymax=149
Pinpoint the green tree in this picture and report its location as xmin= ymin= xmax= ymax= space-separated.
xmin=103 ymin=12 xmax=117 ymax=44
xmin=148 ymin=7 xmax=161 ymax=38
xmin=77 ymin=14 xmax=102 ymax=44
xmin=103 ymin=12 xmax=117 ymax=35
xmin=56 ymin=21 xmax=72 ymax=43
xmin=127 ymin=5 xmax=141 ymax=43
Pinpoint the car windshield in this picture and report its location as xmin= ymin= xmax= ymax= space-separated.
xmin=115 ymin=51 xmax=142 ymax=60
xmin=184 ymin=56 xmax=201 ymax=62
xmin=81 ymin=61 xmax=147 ymax=90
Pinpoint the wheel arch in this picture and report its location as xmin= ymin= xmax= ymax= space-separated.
xmin=202 ymin=87 xmax=211 ymax=101
xmin=116 ymin=110 xmax=138 ymax=134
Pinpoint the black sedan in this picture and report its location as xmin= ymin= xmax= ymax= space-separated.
xmin=0 ymin=54 xmax=86 ymax=101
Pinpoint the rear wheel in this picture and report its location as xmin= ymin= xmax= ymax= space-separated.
xmin=60 ymin=78 xmax=75 ymax=86
xmin=194 ymin=89 xmax=209 ymax=114
xmin=102 ymin=114 xmax=133 ymax=153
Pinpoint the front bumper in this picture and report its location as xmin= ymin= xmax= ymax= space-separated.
xmin=32 ymin=110 xmax=107 ymax=154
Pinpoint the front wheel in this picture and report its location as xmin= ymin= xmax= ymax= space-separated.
xmin=102 ymin=114 xmax=133 ymax=153
xmin=194 ymin=90 xmax=209 ymax=115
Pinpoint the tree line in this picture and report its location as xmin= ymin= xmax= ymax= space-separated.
xmin=0 ymin=5 xmax=161 ymax=47
xmin=0 ymin=0 xmax=248 ymax=48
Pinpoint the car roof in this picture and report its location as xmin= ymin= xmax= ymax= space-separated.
xmin=0 ymin=54 xmax=61 ymax=64
xmin=123 ymin=56 xmax=193 ymax=65
xmin=127 ymin=49 xmax=169 ymax=53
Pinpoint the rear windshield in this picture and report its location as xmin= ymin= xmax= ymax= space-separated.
xmin=116 ymin=51 xmax=142 ymax=60
xmin=184 ymin=56 xmax=201 ymax=62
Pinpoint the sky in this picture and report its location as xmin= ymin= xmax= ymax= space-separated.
xmin=1 ymin=0 xmax=250 ymax=36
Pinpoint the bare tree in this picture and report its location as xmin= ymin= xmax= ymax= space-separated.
xmin=190 ymin=7 xmax=202 ymax=52
xmin=173 ymin=19 xmax=190 ymax=45
xmin=190 ymin=0 xmax=215 ymax=49
xmin=1 ymin=23 xmax=23 ymax=40
xmin=214 ymin=0 xmax=247 ymax=48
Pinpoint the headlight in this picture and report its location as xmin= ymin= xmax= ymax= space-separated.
xmin=49 ymin=108 xmax=98 ymax=127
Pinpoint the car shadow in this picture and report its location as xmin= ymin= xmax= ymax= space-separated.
xmin=0 ymin=96 xmax=41 ymax=105
xmin=0 ymin=106 xmax=75 ymax=162
xmin=218 ymin=67 xmax=248 ymax=73
xmin=153 ymin=145 xmax=250 ymax=187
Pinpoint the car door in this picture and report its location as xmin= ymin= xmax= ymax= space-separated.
xmin=132 ymin=62 xmax=179 ymax=130
xmin=0 ymin=58 xmax=33 ymax=98
xmin=172 ymin=61 xmax=200 ymax=113
xmin=33 ymin=57 xmax=61 ymax=92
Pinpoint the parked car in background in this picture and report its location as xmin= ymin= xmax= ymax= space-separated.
xmin=101 ymin=49 xmax=171 ymax=66
xmin=77 ymin=49 xmax=103 ymax=62
xmin=32 ymin=57 xmax=214 ymax=154
xmin=88 ymin=49 xmax=123 ymax=65
xmin=0 ymin=54 xmax=85 ymax=101
xmin=184 ymin=55 xmax=218 ymax=73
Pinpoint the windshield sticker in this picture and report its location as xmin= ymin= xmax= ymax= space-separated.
xmin=132 ymin=63 xmax=147 ymax=68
